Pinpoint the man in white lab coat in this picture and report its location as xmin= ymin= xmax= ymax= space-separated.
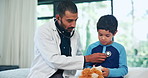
xmin=27 ymin=1 xmax=107 ymax=78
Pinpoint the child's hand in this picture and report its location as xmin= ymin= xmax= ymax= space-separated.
xmin=102 ymin=67 xmax=109 ymax=77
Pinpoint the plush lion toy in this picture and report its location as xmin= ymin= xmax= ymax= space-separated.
xmin=79 ymin=66 xmax=104 ymax=78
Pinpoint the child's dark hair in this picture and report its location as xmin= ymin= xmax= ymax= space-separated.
xmin=56 ymin=0 xmax=78 ymax=17
xmin=97 ymin=15 xmax=118 ymax=35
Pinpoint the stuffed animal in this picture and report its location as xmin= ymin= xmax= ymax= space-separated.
xmin=79 ymin=66 xmax=104 ymax=78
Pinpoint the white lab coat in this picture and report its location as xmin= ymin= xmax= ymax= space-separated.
xmin=27 ymin=19 xmax=84 ymax=78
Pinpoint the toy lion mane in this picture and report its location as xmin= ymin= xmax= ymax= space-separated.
xmin=79 ymin=66 xmax=104 ymax=78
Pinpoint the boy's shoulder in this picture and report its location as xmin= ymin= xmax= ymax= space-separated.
xmin=90 ymin=41 xmax=101 ymax=46
xmin=87 ymin=41 xmax=101 ymax=48
xmin=113 ymin=42 xmax=124 ymax=46
xmin=112 ymin=42 xmax=125 ymax=49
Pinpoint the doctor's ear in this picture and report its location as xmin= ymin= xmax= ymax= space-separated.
xmin=56 ymin=15 xmax=61 ymax=20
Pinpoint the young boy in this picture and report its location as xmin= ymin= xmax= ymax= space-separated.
xmin=84 ymin=15 xmax=128 ymax=78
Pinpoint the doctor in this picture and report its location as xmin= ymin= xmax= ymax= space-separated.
xmin=27 ymin=1 xmax=107 ymax=78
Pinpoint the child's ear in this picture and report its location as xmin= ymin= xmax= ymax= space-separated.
xmin=113 ymin=30 xmax=118 ymax=36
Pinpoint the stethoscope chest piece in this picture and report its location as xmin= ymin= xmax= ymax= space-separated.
xmin=105 ymin=51 xmax=112 ymax=57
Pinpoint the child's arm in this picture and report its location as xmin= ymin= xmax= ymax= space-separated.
xmin=108 ymin=45 xmax=128 ymax=77
xmin=108 ymin=65 xmax=128 ymax=77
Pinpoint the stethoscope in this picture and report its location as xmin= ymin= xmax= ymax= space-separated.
xmin=55 ymin=18 xmax=75 ymax=38
xmin=56 ymin=27 xmax=75 ymax=38
xmin=105 ymin=51 xmax=112 ymax=57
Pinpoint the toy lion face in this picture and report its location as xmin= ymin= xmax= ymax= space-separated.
xmin=79 ymin=66 xmax=104 ymax=78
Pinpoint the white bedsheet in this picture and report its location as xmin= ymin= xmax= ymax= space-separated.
xmin=0 ymin=68 xmax=29 ymax=78
xmin=0 ymin=67 xmax=148 ymax=78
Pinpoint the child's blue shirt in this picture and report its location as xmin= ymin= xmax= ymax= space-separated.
xmin=85 ymin=41 xmax=128 ymax=78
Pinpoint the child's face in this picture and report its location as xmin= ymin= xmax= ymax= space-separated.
xmin=98 ymin=29 xmax=115 ymax=45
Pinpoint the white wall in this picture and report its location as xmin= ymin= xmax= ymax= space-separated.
xmin=0 ymin=0 xmax=5 ymax=65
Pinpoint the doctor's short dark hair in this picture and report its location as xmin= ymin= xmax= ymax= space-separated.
xmin=56 ymin=0 xmax=78 ymax=17
xmin=97 ymin=15 xmax=118 ymax=35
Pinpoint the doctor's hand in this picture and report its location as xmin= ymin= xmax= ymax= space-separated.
xmin=84 ymin=53 xmax=107 ymax=63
